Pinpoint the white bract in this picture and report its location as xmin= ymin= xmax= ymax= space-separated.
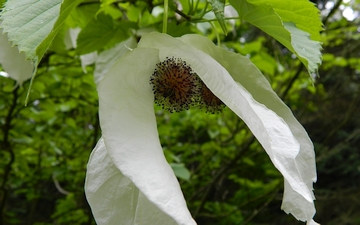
xmin=0 ymin=24 xmax=33 ymax=85
xmin=85 ymin=32 xmax=318 ymax=225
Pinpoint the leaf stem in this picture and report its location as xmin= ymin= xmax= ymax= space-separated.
xmin=163 ymin=0 xmax=169 ymax=34
xmin=196 ymin=1 xmax=209 ymax=20
xmin=189 ymin=0 xmax=194 ymax=15
xmin=194 ymin=0 xmax=200 ymax=13
xmin=210 ymin=22 xmax=221 ymax=45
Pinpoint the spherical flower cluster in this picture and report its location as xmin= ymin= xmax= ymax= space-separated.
xmin=150 ymin=57 xmax=224 ymax=113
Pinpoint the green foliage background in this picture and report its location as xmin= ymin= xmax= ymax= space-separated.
xmin=1 ymin=0 xmax=359 ymax=224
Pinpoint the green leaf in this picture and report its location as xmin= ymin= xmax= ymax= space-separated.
xmin=0 ymin=0 xmax=81 ymax=65
xmin=284 ymin=22 xmax=322 ymax=74
xmin=36 ymin=0 xmax=83 ymax=64
xmin=76 ymin=13 xmax=133 ymax=55
xmin=229 ymin=0 xmax=322 ymax=74
xmin=66 ymin=3 xmax=100 ymax=28
xmin=97 ymin=0 xmax=122 ymax=19
xmin=208 ymin=0 xmax=227 ymax=35
xmin=0 ymin=0 xmax=5 ymax=9
xmin=170 ymin=163 xmax=191 ymax=181
xmin=247 ymin=0 xmax=322 ymax=41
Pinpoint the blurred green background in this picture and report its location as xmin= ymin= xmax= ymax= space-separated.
xmin=1 ymin=0 xmax=359 ymax=224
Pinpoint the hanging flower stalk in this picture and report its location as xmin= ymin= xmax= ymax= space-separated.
xmin=85 ymin=32 xmax=317 ymax=225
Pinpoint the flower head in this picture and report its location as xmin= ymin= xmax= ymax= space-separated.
xmin=85 ymin=32 xmax=317 ymax=225
xmin=150 ymin=57 xmax=201 ymax=112
xmin=198 ymin=81 xmax=225 ymax=113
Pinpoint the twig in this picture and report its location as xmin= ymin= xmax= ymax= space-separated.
xmin=322 ymin=0 xmax=343 ymax=25
xmin=53 ymin=173 xmax=70 ymax=195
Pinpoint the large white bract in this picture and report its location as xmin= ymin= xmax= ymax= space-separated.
xmin=85 ymin=32 xmax=318 ymax=225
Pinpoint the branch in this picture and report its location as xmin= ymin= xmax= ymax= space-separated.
xmin=242 ymin=188 xmax=280 ymax=225
xmin=322 ymin=0 xmax=343 ymax=26
xmin=91 ymin=112 xmax=100 ymax=149
xmin=192 ymin=134 xmax=256 ymax=218
xmin=279 ymin=64 xmax=304 ymax=100
xmin=0 ymin=84 xmax=19 ymax=225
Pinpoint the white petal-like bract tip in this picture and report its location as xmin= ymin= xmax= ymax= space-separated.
xmin=0 ymin=28 xmax=33 ymax=85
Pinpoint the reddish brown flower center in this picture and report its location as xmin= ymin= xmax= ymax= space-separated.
xmin=198 ymin=83 xmax=225 ymax=114
xmin=150 ymin=57 xmax=225 ymax=113
xmin=150 ymin=57 xmax=200 ymax=112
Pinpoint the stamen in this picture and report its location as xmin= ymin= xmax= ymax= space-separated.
xmin=150 ymin=57 xmax=200 ymax=112
xmin=198 ymin=82 xmax=225 ymax=114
